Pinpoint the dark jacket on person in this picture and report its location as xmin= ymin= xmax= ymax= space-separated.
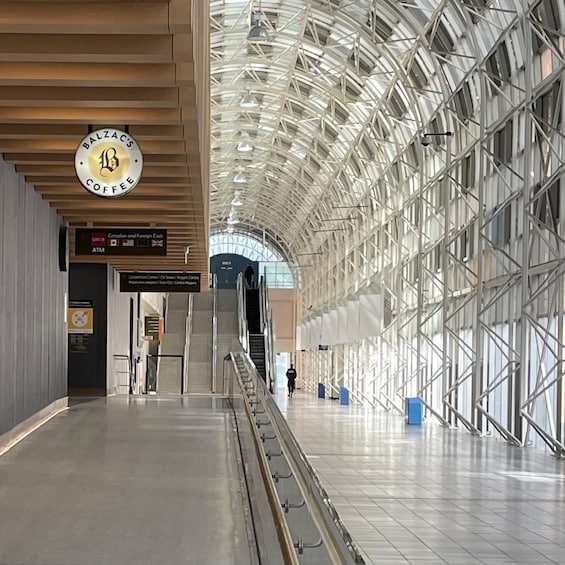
xmin=286 ymin=367 xmax=297 ymax=383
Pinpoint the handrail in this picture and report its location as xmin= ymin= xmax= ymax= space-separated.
xmin=237 ymin=273 xmax=249 ymax=353
xmin=183 ymin=294 xmax=193 ymax=394
xmin=258 ymin=275 xmax=277 ymax=393
xmin=212 ymin=273 xmax=218 ymax=393
xmin=230 ymin=354 xmax=300 ymax=565
xmin=231 ymin=352 xmax=365 ymax=564
xmin=113 ymin=354 xmax=133 ymax=394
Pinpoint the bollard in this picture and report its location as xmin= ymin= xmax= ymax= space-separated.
xmin=317 ymin=382 xmax=325 ymax=399
xmin=339 ymin=387 xmax=349 ymax=405
xmin=405 ymin=397 xmax=423 ymax=425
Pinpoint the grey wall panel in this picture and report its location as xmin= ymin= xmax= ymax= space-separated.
xmin=0 ymin=158 xmax=68 ymax=436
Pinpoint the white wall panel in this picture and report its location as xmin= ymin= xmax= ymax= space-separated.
xmin=359 ymin=294 xmax=382 ymax=338
xmin=322 ymin=310 xmax=338 ymax=345
xmin=346 ymin=300 xmax=360 ymax=342
xmin=337 ymin=306 xmax=348 ymax=344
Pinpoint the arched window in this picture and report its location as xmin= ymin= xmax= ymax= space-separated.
xmin=210 ymin=231 xmax=295 ymax=288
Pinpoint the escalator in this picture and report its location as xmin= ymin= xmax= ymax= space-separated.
xmin=245 ymin=288 xmax=267 ymax=383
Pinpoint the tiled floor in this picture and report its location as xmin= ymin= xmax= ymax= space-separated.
xmin=0 ymin=396 xmax=251 ymax=565
xmin=278 ymin=393 xmax=565 ymax=565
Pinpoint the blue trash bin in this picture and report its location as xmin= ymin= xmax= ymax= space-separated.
xmin=405 ymin=397 xmax=423 ymax=425
xmin=317 ymin=383 xmax=325 ymax=399
xmin=339 ymin=387 xmax=349 ymax=405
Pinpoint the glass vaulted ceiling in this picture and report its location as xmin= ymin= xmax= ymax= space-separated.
xmin=209 ymin=0 xmax=491 ymax=262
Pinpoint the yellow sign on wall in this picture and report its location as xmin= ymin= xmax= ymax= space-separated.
xmin=68 ymin=301 xmax=94 ymax=334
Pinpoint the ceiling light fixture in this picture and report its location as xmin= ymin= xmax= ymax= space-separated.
xmin=233 ymin=171 xmax=248 ymax=184
xmin=231 ymin=192 xmax=243 ymax=206
xmin=240 ymin=92 xmax=259 ymax=109
xmin=236 ymin=133 xmax=254 ymax=153
xmin=247 ymin=10 xmax=270 ymax=42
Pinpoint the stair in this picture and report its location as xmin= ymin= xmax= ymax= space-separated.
xmin=245 ymin=289 xmax=261 ymax=333
xmin=215 ymin=290 xmax=239 ymax=386
xmin=156 ymin=295 xmax=189 ymax=394
xmin=244 ymin=288 xmax=266 ymax=384
xmin=187 ymin=291 xmax=213 ymax=393
xmin=249 ymin=334 xmax=266 ymax=383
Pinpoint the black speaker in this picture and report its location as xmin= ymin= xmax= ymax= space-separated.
xmin=58 ymin=225 xmax=69 ymax=272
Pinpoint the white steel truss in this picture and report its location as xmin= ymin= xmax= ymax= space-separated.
xmin=210 ymin=0 xmax=565 ymax=456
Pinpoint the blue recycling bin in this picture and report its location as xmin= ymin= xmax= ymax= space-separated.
xmin=405 ymin=397 xmax=423 ymax=425
xmin=339 ymin=387 xmax=349 ymax=405
xmin=317 ymin=383 xmax=325 ymax=399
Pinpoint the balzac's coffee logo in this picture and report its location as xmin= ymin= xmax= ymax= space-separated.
xmin=75 ymin=128 xmax=143 ymax=198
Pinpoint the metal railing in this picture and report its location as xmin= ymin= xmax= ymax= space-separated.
xmin=212 ymin=273 xmax=218 ymax=393
xmin=183 ymin=294 xmax=193 ymax=394
xmin=237 ymin=272 xmax=249 ymax=353
xmin=113 ymin=354 xmax=133 ymax=395
xmin=259 ymin=275 xmax=278 ymax=393
xmin=146 ymin=354 xmax=184 ymax=394
xmin=229 ymin=351 xmax=366 ymax=564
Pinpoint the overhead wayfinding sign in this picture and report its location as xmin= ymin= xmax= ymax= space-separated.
xmin=75 ymin=128 xmax=143 ymax=198
xmin=120 ymin=272 xmax=201 ymax=293
xmin=75 ymin=228 xmax=167 ymax=256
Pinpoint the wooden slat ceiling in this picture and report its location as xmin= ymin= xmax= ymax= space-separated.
xmin=0 ymin=0 xmax=210 ymax=273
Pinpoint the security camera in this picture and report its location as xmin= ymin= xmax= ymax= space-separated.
xmin=420 ymin=136 xmax=431 ymax=147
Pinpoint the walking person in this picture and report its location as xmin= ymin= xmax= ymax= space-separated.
xmin=286 ymin=363 xmax=297 ymax=398
xmin=244 ymin=263 xmax=254 ymax=288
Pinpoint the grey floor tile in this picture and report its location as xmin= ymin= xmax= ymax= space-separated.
xmin=0 ymin=397 xmax=252 ymax=565
xmin=278 ymin=393 xmax=565 ymax=565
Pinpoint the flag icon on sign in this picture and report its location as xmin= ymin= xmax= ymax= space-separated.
xmin=123 ymin=239 xmax=134 ymax=247
xmin=151 ymin=240 xmax=164 ymax=247
xmin=109 ymin=239 xmax=119 ymax=247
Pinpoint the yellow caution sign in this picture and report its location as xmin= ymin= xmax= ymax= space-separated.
xmin=68 ymin=301 xmax=94 ymax=334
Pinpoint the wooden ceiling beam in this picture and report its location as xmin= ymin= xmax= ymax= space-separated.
xmin=28 ymin=179 xmax=201 ymax=190
xmin=0 ymin=3 xmax=175 ymax=35
xmin=0 ymin=62 xmax=187 ymax=88
xmin=0 ymin=139 xmax=191 ymax=155
xmin=0 ymin=87 xmax=185 ymax=108
xmin=47 ymin=194 xmax=193 ymax=203
xmin=36 ymin=186 xmax=195 ymax=197
xmin=0 ymin=0 xmax=209 ymax=275
xmin=0 ymin=34 xmax=180 ymax=64
xmin=0 ymin=124 xmax=186 ymax=140
xmin=55 ymin=204 xmax=200 ymax=214
xmin=17 ymin=164 xmax=190 ymax=178
xmin=61 ymin=215 xmax=203 ymax=227
xmin=0 ymin=107 xmax=186 ymax=124
xmin=5 ymin=153 xmax=190 ymax=166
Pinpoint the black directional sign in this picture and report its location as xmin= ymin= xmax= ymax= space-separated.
xmin=120 ymin=272 xmax=201 ymax=293
xmin=74 ymin=228 xmax=167 ymax=256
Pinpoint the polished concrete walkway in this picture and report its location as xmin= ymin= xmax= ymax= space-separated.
xmin=0 ymin=396 xmax=251 ymax=565
xmin=278 ymin=393 xmax=565 ymax=565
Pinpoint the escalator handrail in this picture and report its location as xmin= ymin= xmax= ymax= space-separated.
xmin=235 ymin=352 xmax=366 ymax=565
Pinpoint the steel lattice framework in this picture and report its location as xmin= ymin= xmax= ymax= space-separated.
xmin=210 ymin=0 xmax=565 ymax=455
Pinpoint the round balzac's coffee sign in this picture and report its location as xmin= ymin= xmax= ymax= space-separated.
xmin=75 ymin=128 xmax=143 ymax=198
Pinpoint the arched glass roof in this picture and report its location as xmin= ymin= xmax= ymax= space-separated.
xmin=210 ymin=230 xmax=284 ymax=261
xmin=209 ymin=0 xmax=521 ymax=260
